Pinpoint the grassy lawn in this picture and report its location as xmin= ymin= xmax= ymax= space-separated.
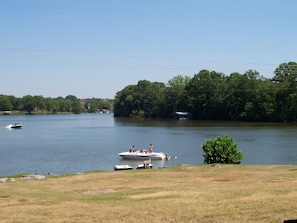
xmin=1 ymin=165 xmax=297 ymax=222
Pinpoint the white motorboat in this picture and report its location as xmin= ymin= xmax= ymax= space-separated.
xmin=11 ymin=123 xmax=22 ymax=129
xmin=6 ymin=123 xmax=22 ymax=129
xmin=118 ymin=150 xmax=166 ymax=160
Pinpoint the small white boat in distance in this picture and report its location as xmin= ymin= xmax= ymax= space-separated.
xmin=11 ymin=123 xmax=22 ymax=129
xmin=6 ymin=123 xmax=22 ymax=129
xmin=114 ymin=164 xmax=133 ymax=171
xmin=118 ymin=150 xmax=166 ymax=160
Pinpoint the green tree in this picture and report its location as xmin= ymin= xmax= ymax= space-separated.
xmin=6 ymin=95 xmax=19 ymax=111
xmin=50 ymin=99 xmax=60 ymax=114
xmin=272 ymin=62 xmax=297 ymax=121
xmin=185 ymin=70 xmax=226 ymax=119
xmin=141 ymin=81 xmax=165 ymax=118
xmin=65 ymin=99 xmax=72 ymax=112
xmin=114 ymin=85 xmax=138 ymax=117
xmin=65 ymin=95 xmax=78 ymax=101
xmin=34 ymin=95 xmax=46 ymax=112
xmin=0 ymin=95 xmax=13 ymax=111
xmin=249 ymin=76 xmax=275 ymax=121
xmin=22 ymin=95 xmax=36 ymax=114
xmin=89 ymin=99 xmax=98 ymax=113
xmin=71 ymin=100 xmax=82 ymax=114
xmin=114 ymin=80 xmax=165 ymax=118
xmin=58 ymin=98 xmax=67 ymax=112
xmin=202 ymin=136 xmax=244 ymax=164
xmin=159 ymin=75 xmax=191 ymax=118
xmin=224 ymin=72 xmax=247 ymax=120
xmin=235 ymin=70 xmax=274 ymax=121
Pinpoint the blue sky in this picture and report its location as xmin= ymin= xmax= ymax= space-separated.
xmin=1 ymin=0 xmax=296 ymax=99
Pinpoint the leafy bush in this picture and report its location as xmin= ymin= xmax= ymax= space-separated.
xmin=202 ymin=136 xmax=244 ymax=164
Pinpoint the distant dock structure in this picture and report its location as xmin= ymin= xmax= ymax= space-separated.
xmin=2 ymin=111 xmax=11 ymax=115
xmin=175 ymin=112 xmax=191 ymax=120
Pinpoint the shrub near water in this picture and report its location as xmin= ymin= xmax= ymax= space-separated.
xmin=202 ymin=136 xmax=244 ymax=164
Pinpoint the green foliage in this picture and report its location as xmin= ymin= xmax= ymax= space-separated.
xmin=185 ymin=70 xmax=227 ymax=119
xmin=22 ymin=95 xmax=36 ymax=114
xmin=160 ymin=75 xmax=191 ymax=118
xmin=113 ymin=62 xmax=297 ymax=121
xmin=71 ymin=101 xmax=83 ymax=114
xmin=272 ymin=62 xmax=297 ymax=121
xmin=114 ymin=80 xmax=166 ymax=118
xmin=65 ymin=95 xmax=78 ymax=101
xmin=0 ymin=95 xmax=13 ymax=111
xmin=2 ymin=61 xmax=297 ymax=122
xmin=202 ymin=136 xmax=244 ymax=164
xmin=0 ymin=94 xmax=113 ymax=115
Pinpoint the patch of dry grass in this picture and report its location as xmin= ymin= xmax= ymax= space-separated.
xmin=1 ymin=165 xmax=297 ymax=222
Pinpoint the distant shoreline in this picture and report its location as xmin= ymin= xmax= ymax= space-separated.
xmin=1 ymin=111 xmax=78 ymax=115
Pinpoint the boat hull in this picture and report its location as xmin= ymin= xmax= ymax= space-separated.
xmin=10 ymin=123 xmax=22 ymax=129
xmin=136 ymin=163 xmax=153 ymax=169
xmin=114 ymin=165 xmax=133 ymax=171
xmin=118 ymin=151 xmax=166 ymax=160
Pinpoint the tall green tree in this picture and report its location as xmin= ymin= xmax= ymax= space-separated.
xmin=114 ymin=80 xmax=165 ymax=118
xmin=34 ymin=95 xmax=46 ymax=112
xmin=252 ymin=78 xmax=275 ymax=121
xmin=272 ymin=62 xmax=297 ymax=121
xmin=6 ymin=95 xmax=20 ymax=111
xmin=65 ymin=99 xmax=73 ymax=112
xmin=114 ymin=85 xmax=138 ymax=117
xmin=237 ymin=70 xmax=270 ymax=121
xmin=185 ymin=70 xmax=226 ymax=119
xmin=71 ymin=100 xmax=82 ymax=114
xmin=89 ymin=99 xmax=99 ymax=113
xmin=22 ymin=95 xmax=36 ymax=114
xmin=50 ymin=99 xmax=60 ymax=114
xmin=58 ymin=98 xmax=67 ymax=112
xmin=65 ymin=95 xmax=78 ymax=101
xmin=0 ymin=95 xmax=13 ymax=111
xmin=160 ymin=75 xmax=191 ymax=118
xmin=225 ymin=72 xmax=250 ymax=120
xmin=141 ymin=81 xmax=165 ymax=118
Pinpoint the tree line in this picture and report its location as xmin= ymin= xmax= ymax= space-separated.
xmin=114 ymin=62 xmax=297 ymax=122
xmin=0 ymin=94 xmax=114 ymax=114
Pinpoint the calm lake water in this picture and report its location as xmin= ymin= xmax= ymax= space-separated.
xmin=1 ymin=113 xmax=297 ymax=176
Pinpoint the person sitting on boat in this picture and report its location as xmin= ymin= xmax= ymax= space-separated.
xmin=129 ymin=145 xmax=135 ymax=152
xmin=149 ymin=144 xmax=154 ymax=153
